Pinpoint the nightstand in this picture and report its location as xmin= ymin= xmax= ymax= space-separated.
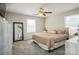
xmin=65 ymin=36 xmax=79 ymax=55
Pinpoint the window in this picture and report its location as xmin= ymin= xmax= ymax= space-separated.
xmin=65 ymin=15 xmax=79 ymax=35
xmin=27 ymin=19 xmax=36 ymax=32
xmin=65 ymin=15 xmax=79 ymax=27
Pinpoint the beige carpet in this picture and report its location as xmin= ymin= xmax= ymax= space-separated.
xmin=13 ymin=39 xmax=65 ymax=55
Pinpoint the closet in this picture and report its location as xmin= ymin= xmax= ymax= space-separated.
xmin=0 ymin=3 xmax=12 ymax=55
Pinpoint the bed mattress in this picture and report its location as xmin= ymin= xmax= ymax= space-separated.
xmin=32 ymin=32 xmax=68 ymax=50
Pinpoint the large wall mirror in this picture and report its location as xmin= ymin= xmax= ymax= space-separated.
xmin=13 ymin=22 xmax=24 ymax=42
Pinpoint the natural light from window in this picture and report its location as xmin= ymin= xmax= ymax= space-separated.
xmin=65 ymin=15 xmax=79 ymax=27
xmin=65 ymin=15 xmax=79 ymax=35
xmin=27 ymin=19 xmax=36 ymax=32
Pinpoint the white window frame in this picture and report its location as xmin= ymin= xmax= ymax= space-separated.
xmin=27 ymin=19 xmax=36 ymax=33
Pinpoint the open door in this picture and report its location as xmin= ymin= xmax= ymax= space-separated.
xmin=13 ymin=22 xmax=24 ymax=42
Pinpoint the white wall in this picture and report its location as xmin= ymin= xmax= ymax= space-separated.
xmin=45 ymin=8 xmax=79 ymax=30
xmin=6 ymin=12 xmax=45 ymax=40
xmin=45 ymin=14 xmax=65 ymax=30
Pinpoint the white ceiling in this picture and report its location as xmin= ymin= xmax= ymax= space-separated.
xmin=6 ymin=3 xmax=79 ymax=17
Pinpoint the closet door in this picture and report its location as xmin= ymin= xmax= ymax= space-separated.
xmin=0 ymin=23 xmax=12 ymax=55
xmin=0 ymin=23 xmax=3 ymax=54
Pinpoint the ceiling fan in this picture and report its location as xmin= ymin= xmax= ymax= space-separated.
xmin=33 ymin=6 xmax=52 ymax=16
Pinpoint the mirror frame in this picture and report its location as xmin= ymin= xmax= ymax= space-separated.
xmin=13 ymin=22 xmax=24 ymax=42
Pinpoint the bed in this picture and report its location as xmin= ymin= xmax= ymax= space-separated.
xmin=32 ymin=29 xmax=68 ymax=50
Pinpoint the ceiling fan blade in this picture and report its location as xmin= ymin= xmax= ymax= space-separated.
xmin=44 ymin=12 xmax=52 ymax=13
xmin=43 ymin=13 xmax=46 ymax=16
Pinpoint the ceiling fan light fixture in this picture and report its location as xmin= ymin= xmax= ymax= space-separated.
xmin=38 ymin=13 xmax=44 ymax=16
xmin=32 ymin=6 xmax=52 ymax=17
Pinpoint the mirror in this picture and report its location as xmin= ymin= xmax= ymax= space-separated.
xmin=13 ymin=22 xmax=24 ymax=42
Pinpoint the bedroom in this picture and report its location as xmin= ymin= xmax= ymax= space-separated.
xmin=0 ymin=3 xmax=79 ymax=55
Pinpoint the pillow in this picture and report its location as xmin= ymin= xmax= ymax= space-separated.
xmin=57 ymin=31 xmax=64 ymax=34
xmin=56 ymin=29 xmax=65 ymax=34
xmin=47 ymin=30 xmax=57 ymax=34
xmin=43 ymin=31 xmax=47 ymax=32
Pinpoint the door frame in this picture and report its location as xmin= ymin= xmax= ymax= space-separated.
xmin=13 ymin=22 xmax=24 ymax=42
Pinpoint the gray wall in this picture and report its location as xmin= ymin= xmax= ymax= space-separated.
xmin=45 ymin=14 xmax=65 ymax=30
xmin=6 ymin=12 xmax=45 ymax=40
xmin=45 ymin=8 xmax=79 ymax=30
